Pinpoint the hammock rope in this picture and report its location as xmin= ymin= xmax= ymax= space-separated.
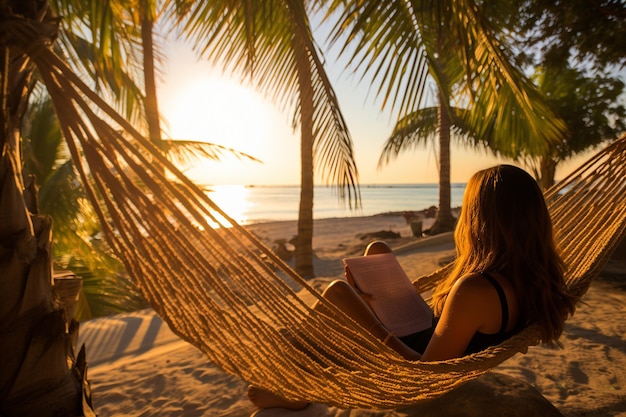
xmin=33 ymin=41 xmax=626 ymax=408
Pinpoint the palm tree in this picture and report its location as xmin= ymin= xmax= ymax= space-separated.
xmin=381 ymin=66 xmax=626 ymax=198
xmin=325 ymin=0 xmax=567 ymax=234
xmin=173 ymin=1 xmax=361 ymax=277
xmin=135 ymin=1 xmax=264 ymax=170
xmin=137 ymin=0 xmax=163 ymax=149
xmin=523 ymin=65 xmax=626 ymax=189
xmin=0 ymin=0 xmax=152 ymax=412
xmin=381 ymin=95 xmax=459 ymax=235
xmin=1 ymin=3 xmax=91 ymax=414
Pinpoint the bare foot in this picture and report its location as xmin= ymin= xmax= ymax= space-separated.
xmin=247 ymin=385 xmax=309 ymax=411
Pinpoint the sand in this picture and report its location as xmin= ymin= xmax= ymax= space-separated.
xmin=78 ymin=213 xmax=626 ymax=417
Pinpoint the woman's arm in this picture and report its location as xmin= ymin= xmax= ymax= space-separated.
xmin=420 ymin=273 xmax=499 ymax=361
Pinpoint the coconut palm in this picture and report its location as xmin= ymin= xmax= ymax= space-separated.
xmin=0 ymin=0 xmax=147 ymax=412
xmin=325 ymin=0 xmax=567 ymax=234
xmin=376 ymin=1 xmax=625 ymax=202
xmin=380 ymin=70 xmax=626 ymax=199
xmin=380 ymin=103 xmax=461 ymax=234
xmin=524 ymin=65 xmax=625 ymax=189
xmin=1 ymin=12 xmax=81 ymax=417
xmin=173 ymin=1 xmax=361 ymax=277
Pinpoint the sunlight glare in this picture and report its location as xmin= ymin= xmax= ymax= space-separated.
xmin=206 ymin=184 xmax=255 ymax=226
xmin=162 ymin=77 xmax=271 ymax=163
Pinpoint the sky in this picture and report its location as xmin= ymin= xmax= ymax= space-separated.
xmin=156 ymin=36 xmax=600 ymax=187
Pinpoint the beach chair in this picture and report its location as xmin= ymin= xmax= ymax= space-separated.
xmin=36 ymin=44 xmax=626 ymax=408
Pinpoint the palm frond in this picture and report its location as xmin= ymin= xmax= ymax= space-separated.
xmin=162 ymin=139 xmax=263 ymax=168
xmin=50 ymin=0 xmax=148 ymax=126
xmin=325 ymin=0 xmax=567 ymax=157
xmin=21 ymin=96 xmax=66 ymax=184
xmin=438 ymin=0 xmax=566 ymax=155
xmin=379 ymin=106 xmax=439 ymax=167
xmin=379 ymin=102 xmax=509 ymax=167
xmin=325 ymin=0 xmax=431 ymax=116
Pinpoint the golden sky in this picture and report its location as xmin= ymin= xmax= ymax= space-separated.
xmin=158 ymin=38 xmax=592 ymax=187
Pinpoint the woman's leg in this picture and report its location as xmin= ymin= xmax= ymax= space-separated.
xmin=247 ymin=280 xmax=420 ymax=410
xmin=247 ymin=241 xmax=419 ymax=410
xmin=314 ymin=280 xmax=421 ymax=361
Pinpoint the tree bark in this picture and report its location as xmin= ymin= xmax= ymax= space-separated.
xmin=141 ymin=7 xmax=162 ymax=147
xmin=539 ymin=155 xmax=557 ymax=190
xmin=293 ymin=35 xmax=315 ymax=278
xmin=427 ymin=91 xmax=457 ymax=235
xmin=0 ymin=3 xmax=94 ymax=415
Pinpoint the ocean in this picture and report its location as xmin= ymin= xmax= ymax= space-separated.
xmin=205 ymin=183 xmax=466 ymax=225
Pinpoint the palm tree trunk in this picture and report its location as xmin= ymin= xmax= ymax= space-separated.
xmin=427 ymin=91 xmax=456 ymax=235
xmin=141 ymin=9 xmax=162 ymax=147
xmin=539 ymin=155 xmax=557 ymax=190
xmin=0 ymin=3 xmax=94 ymax=415
xmin=293 ymin=36 xmax=315 ymax=278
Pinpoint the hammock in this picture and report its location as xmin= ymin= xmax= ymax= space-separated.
xmin=34 ymin=44 xmax=626 ymax=408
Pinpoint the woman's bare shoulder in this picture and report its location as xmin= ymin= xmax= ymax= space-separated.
xmin=451 ymin=273 xmax=495 ymax=294
xmin=450 ymin=272 xmax=518 ymax=333
xmin=447 ymin=273 xmax=505 ymax=317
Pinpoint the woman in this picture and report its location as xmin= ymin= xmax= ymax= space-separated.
xmin=248 ymin=165 xmax=577 ymax=411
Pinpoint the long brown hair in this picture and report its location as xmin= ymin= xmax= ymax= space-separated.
xmin=431 ymin=165 xmax=576 ymax=343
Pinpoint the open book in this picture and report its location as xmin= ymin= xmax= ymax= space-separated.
xmin=343 ymin=252 xmax=433 ymax=337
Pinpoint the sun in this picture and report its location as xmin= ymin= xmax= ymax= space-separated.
xmin=161 ymin=76 xmax=271 ymax=159
xmin=159 ymin=72 xmax=301 ymax=186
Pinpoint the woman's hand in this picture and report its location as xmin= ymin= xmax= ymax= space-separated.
xmin=344 ymin=265 xmax=373 ymax=301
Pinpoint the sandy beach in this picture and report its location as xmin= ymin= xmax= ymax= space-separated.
xmin=78 ymin=213 xmax=626 ymax=417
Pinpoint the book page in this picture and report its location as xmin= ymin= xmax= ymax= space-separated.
xmin=343 ymin=252 xmax=433 ymax=337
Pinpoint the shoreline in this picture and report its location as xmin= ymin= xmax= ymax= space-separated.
xmin=207 ymin=182 xmax=466 ymax=226
xmin=241 ymin=206 xmax=460 ymax=226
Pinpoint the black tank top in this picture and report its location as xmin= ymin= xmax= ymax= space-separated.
xmin=463 ymin=272 xmax=514 ymax=354
xmin=399 ymin=272 xmax=516 ymax=355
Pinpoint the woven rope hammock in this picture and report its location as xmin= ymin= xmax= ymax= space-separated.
xmin=33 ymin=44 xmax=626 ymax=408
